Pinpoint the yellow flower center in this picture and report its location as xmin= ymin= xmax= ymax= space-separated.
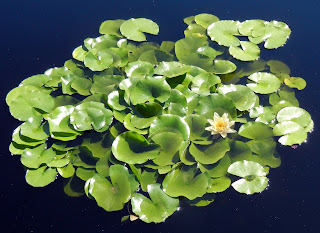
xmin=215 ymin=120 xmax=227 ymax=132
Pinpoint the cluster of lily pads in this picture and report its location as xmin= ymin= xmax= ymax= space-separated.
xmin=6 ymin=13 xmax=313 ymax=223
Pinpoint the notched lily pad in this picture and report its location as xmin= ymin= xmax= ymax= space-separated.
xmin=228 ymin=160 xmax=268 ymax=194
xmin=131 ymin=184 xmax=179 ymax=223
xmin=120 ymin=18 xmax=159 ymax=42
xmin=247 ymin=72 xmax=281 ymax=94
xmin=207 ymin=20 xmax=241 ymax=47
xmin=112 ymin=131 xmax=161 ymax=164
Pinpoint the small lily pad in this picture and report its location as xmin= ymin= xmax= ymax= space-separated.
xmin=284 ymin=77 xmax=306 ymax=90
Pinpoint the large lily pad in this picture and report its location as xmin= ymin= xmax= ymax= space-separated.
xmin=207 ymin=20 xmax=241 ymax=47
xmin=247 ymin=72 xmax=281 ymax=94
xmin=218 ymin=84 xmax=256 ymax=111
xmin=130 ymin=76 xmax=171 ymax=105
xmin=189 ymin=139 xmax=230 ymax=164
xmin=131 ymin=184 xmax=179 ymax=223
xmin=85 ymin=165 xmax=135 ymax=212
xmin=112 ymin=131 xmax=161 ymax=164
xmin=25 ymin=166 xmax=58 ymax=187
xmin=149 ymin=114 xmax=190 ymax=141
xmin=70 ymin=101 xmax=113 ymax=132
xmin=228 ymin=160 xmax=269 ymax=194
xmin=120 ymin=18 xmax=159 ymax=42
xmin=162 ymin=164 xmax=211 ymax=200
xmin=238 ymin=121 xmax=273 ymax=139
xmin=6 ymin=85 xmax=54 ymax=121
xmin=229 ymin=41 xmax=260 ymax=61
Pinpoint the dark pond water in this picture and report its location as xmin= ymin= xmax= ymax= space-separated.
xmin=1 ymin=0 xmax=320 ymax=232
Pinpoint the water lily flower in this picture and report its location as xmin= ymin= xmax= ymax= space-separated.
xmin=205 ymin=112 xmax=236 ymax=138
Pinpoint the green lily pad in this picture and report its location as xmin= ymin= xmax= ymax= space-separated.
xmin=131 ymin=184 xmax=179 ymax=223
xmin=253 ymin=21 xmax=291 ymax=49
xmin=228 ymin=140 xmax=252 ymax=162
xmin=130 ymin=76 xmax=171 ymax=105
xmin=151 ymin=132 xmax=183 ymax=166
xmin=267 ymin=60 xmax=290 ymax=74
xmin=249 ymin=106 xmax=276 ymax=124
xmin=276 ymin=106 xmax=311 ymax=128
xmin=20 ymin=74 xmax=52 ymax=88
xmin=125 ymin=61 xmax=154 ymax=79
xmin=6 ymin=85 xmax=54 ymax=121
xmin=154 ymin=61 xmax=191 ymax=78
xmin=273 ymin=121 xmax=307 ymax=145
xmin=140 ymin=169 xmax=158 ymax=192
xmin=195 ymin=13 xmax=219 ymax=28
xmin=99 ymin=19 xmax=125 ymax=37
xmin=238 ymin=20 xmax=266 ymax=37
xmin=198 ymin=154 xmax=231 ymax=178
xmin=207 ymin=176 xmax=231 ymax=193
xmin=218 ymin=84 xmax=256 ymax=111
xmin=47 ymin=105 xmax=81 ymax=141
xmin=189 ymin=139 xmax=230 ymax=164
xmin=184 ymin=114 xmax=212 ymax=144
xmin=228 ymin=160 xmax=268 ymax=194
xmin=284 ymin=77 xmax=306 ymax=90
xmin=247 ymin=72 xmax=281 ymax=94
xmin=239 ymin=121 xmax=273 ymax=140
xmin=112 ymin=131 xmax=161 ymax=164
xmin=25 ymin=166 xmax=58 ymax=187
xmin=191 ymin=72 xmax=221 ymax=95
xmin=70 ymin=101 xmax=113 ymax=132
xmin=195 ymin=93 xmax=237 ymax=119
xmin=207 ymin=20 xmax=241 ymax=47
xmin=212 ymin=60 xmax=237 ymax=74
xmin=120 ymin=18 xmax=159 ymax=42
xmin=149 ymin=114 xmax=190 ymax=141
xmin=229 ymin=41 xmax=260 ymax=61
xmin=84 ymin=50 xmax=113 ymax=71
xmin=21 ymin=144 xmax=55 ymax=169
xmin=196 ymin=46 xmax=217 ymax=59
xmin=85 ymin=166 xmax=133 ymax=212
xmin=57 ymin=163 xmax=75 ymax=178
xmin=162 ymin=164 xmax=211 ymax=200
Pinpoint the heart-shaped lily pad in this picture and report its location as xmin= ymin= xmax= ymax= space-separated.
xmin=247 ymin=72 xmax=281 ymax=94
xmin=120 ymin=18 xmax=159 ymax=42
xmin=189 ymin=139 xmax=230 ymax=164
xmin=25 ymin=166 xmax=58 ymax=187
xmin=229 ymin=41 xmax=260 ymax=61
xmin=218 ymin=84 xmax=257 ymax=111
xmin=238 ymin=121 xmax=273 ymax=139
xmin=131 ymin=184 xmax=179 ymax=223
xmin=162 ymin=164 xmax=211 ymax=200
xmin=112 ymin=131 xmax=161 ymax=164
xmin=227 ymin=160 xmax=269 ymax=194
xmin=85 ymin=165 xmax=135 ymax=211
xmin=70 ymin=101 xmax=113 ymax=132
xmin=207 ymin=20 xmax=241 ymax=47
